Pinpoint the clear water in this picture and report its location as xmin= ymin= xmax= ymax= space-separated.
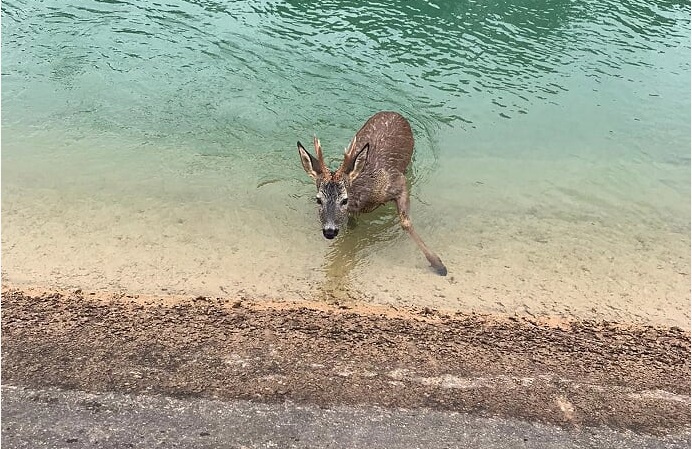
xmin=2 ymin=0 xmax=690 ymax=326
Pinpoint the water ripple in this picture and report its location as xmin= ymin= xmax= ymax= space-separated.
xmin=2 ymin=0 xmax=689 ymax=171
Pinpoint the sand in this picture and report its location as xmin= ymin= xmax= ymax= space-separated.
xmin=2 ymin=179 xmax=689 ymax=329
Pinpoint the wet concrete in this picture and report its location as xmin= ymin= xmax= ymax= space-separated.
xmin=2 ymin=385 xmax=689 ymax=449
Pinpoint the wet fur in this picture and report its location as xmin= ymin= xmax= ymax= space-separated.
xmin=298 ymin=111 xmax=447 ymax=276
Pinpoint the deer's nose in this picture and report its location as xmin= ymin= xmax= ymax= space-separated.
xmin=323 ymin=228 xmax=339 ymax=239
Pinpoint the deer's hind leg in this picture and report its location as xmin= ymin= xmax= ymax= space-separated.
xmin=394 ymin=187 xmax=447 ymax=276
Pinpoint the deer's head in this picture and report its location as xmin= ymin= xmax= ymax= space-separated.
xmin=297 ymin=136 xmax=369 ymax=239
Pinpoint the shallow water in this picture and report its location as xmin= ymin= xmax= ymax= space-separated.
xmin=2 ymin=0 xmax=690 ymax=326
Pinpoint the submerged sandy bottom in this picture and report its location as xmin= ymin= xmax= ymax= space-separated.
xmin=3 ymin=155 xmax=689 ymax=329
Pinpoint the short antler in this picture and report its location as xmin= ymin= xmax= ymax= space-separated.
xmin=336 ymin=136 xmax=360 ymax=176
xmin=344 ymin=137 xmax=357 ymax=156
xmin=313 ymin=135 xmax=328 ymax=173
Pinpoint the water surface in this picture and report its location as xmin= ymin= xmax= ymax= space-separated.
xmin=2 ymin=0 xmax=690 ymax=326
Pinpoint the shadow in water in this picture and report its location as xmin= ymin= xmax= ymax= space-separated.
xmin=317 ymin=204 xmax=402 ymax=302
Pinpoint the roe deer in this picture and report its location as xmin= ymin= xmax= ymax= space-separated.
xmin=297 ymin=111 xmax=447 ymax=276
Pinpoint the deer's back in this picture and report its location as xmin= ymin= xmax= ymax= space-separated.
xmin=353 ymin=111 xmax=413 ymax=174
xmin=348 ymin=111 xmax=414 ymax=213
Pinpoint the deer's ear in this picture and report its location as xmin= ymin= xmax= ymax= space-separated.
xmin=298 ymin=141 xmax=322 ymax=180
xmin=346 ymin=143 xmax=369 ymax=183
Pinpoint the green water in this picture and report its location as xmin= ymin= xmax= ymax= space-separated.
xmin=2 ymin=0 xmax=690 ymax=324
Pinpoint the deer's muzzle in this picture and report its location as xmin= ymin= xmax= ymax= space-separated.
xmin=322 ymin=228 xmax=339 ymax=239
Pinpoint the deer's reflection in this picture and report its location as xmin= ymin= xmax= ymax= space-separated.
xmin=318 ymin=205 xmax=401 ymax=301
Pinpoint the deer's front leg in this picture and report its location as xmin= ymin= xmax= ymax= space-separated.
xmin=395 ymin=190 xmax=447 ymax=276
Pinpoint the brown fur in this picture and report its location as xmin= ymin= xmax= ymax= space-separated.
xmin=298 ymin=111 xmax=447 ymax=276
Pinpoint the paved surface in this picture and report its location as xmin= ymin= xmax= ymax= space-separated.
xmin=2 ymin=385 xmax=690 ymax=449
xmin=1 ymin=288 xmax=690 ymax=447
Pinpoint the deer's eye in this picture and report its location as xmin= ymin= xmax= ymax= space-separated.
xmin=340 ymin=198 xmax=348 ymax=206
xmin=316 ymin=197 xmax=323 ymax=205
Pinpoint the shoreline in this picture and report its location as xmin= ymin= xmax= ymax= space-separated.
xmin=4 ymin=282 xmax=688 ymax=332
xmin=2 ymin=284 xmax=689 ymax=435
